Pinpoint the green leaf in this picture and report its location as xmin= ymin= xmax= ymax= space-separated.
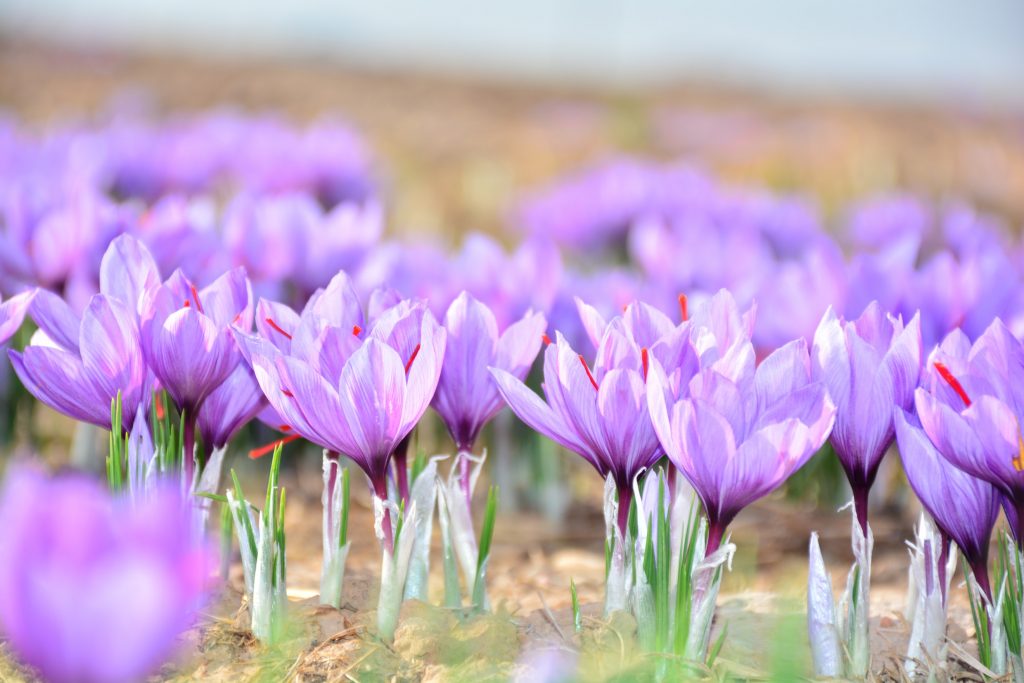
xmin=338 ymin=466 xmax=350 ymax=549
xmin=706 ymin=623 xmax=728 ymax=668
xmin=570 ymin=578 xmax=582 ymax=633
xmin=472 ymin=486 xmax=499 ymax=610
xmin=196 ymin=492 xmax=230 ymax=503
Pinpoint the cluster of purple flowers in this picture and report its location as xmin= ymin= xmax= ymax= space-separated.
xmin=2 ymin=111 xmax=1024 ymax=677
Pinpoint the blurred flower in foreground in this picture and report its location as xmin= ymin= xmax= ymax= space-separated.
xmin=0 ymin=465 xmax=212 ymax=683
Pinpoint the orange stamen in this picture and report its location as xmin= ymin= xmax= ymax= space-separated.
xmin=678 ymin=294 xmax=689 ymax=322
xmin=189 ymin=284 xmax=204 ymax=313
xmin=404 ymin=344 xmax=422 ymax=375
xmin=154 ymin=394 xmax=165 ymax=420
xmin=641 ymin=347 xmax=649 ymax=381
xmin=934 ymin=361 xmax=971 ymax=407
xmin=249 ymin=433 xmax=301 ymax=459
xmin=579 ymin=355 xmax=599 ymax=390
xmin=1014 ymin=433 xmax=1024 ymax=473
xmin=265 ymin=317 xmax=293 ymax=340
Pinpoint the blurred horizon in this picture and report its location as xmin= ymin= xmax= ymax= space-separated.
xmin=2 ymin=0 xmax=1023 ymax=109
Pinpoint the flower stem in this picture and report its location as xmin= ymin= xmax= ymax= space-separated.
xmin=393 ymin=435 xmax=411 ymax=505
xmin=706 ymin=520 xmax=725 ymax=556
xmin=183 ymin=410 xmax=196 ymax=490
xmin=852 ymin=484 xmax=870 ymax=539
xmin=616 ymin=483 xmax=633 ymax=540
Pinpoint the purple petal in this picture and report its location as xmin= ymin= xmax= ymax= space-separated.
xmin=574 ymin=297 xmax=608 ymax=351
xmin=895 ymin=407 xmax=999 ymax=567
xmin=145 ymin=308 xmax=235 ymax=411
xmin=79 ymin=295 xmax=147 ymax=423
xmin=337 ymin=339 xmax=407 ymax=484
xmin=28 ymin=289 xmax=81 ymax=353
xmin=0 ymin=290 xmax=34 ymax=346
xmin=9 ymin=348 xmax=111 ymax=427
xmin=433 ymin=292 xmax=500 ymax=448
xmin=255 ymin=299 xmax=300 ymax=352
xmin=490 ymin=366 xmax=595 ymax=468
xmin=915 ymin=388 xmax=1011 ymax=493
xmin=99 ymin=234 xmax=161 ymax=312
xmin=198 ymin=267 xmax=252 ymax=330
xmin=197 ymin=363 xmax=266 ymax=450
xmin=400 ymin=313 xmax=446 ymax=435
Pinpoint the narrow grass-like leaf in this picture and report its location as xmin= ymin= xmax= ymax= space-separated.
xmin=197 ymin=492 xmax=230 ymax=503
xmin=570 ymin=578 xmax=582 ymax=633
xmin=964 ymin=556 xmax=992 ymax=668
xmin=706 ymin=623 xmax=728 ymax=667
xmin=410 ymin=451 xmax=427 ymax=484
xmin=231 ymin=469 xmax=258 ymax=560
xmin=655 ymin=473 xmax=670 ymax=652
xmin=338 ymin=467 xmax=350 ymax=548
xmin=472 ymin=486 xmax=499 ymax=610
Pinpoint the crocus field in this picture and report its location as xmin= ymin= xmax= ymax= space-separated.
xmin=3 ymin=52 xmax=1024 ymax=683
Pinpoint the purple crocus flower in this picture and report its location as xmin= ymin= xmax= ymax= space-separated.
xmin=0 ymin=465 xmax=212 ymax=683
xmin=140 ymin=267 xmax=253 ymax=479
xmin=491 ymin=328 xmax=662 ymax=536
xmin=244 ymin=297 xmax=445 ymax=550
xmin=811 ymin=302 xmax=922 ymax=534
xmin=196 ymin=363 xmax=266 ymax=454
xmin=647 ymin=336 xmax=836 ymax=553
xmin=914 ymin=322 xmax=1024 ymax=546
xmin=432 ymin=291 xmax=546 ymax=454
xmin=894 ymin=407 xmax=999 ymax=600
xmin=8 ymin=235 xmax=164 ymax=432
xmin=0 ymin=289 xmax=33 ymax=346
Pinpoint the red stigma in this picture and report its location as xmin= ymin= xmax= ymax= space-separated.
xmin=578 ymin=355 xmax=599 ymax=391
xmin=352 ymin=325 xmax=362 ymax=336
xmin=405 ymin=344 xmax=422 ymax=375
xmin=280 ymin=424 xmax=292 ymax=432
xmin=265 ymin=317 xmax=293 ymax=340
xmin=249 ymin=433 xmax=301 ymax=459
xmin=189 ymin=284 xmax=204 ymax=313
xmin=641 ymin=347 xmax=649 ymax=380
xmin=154 ymin=394 xmax=165 ymax=420
xmin=678 ymin=294 xmax=689 ymax=322
xmin=183 ymin=300 xmax=191 ymax=309
xmin=934 ymin=361 xmax=971 ymax=407
xmin=542 ymin=333 xmax=552 ymax=346
xmin=282 ymin=389 xmax=295 ymax=398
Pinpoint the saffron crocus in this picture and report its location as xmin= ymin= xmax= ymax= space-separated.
xmin=245 ymin=299 xmax=444 ymax=532
xmin=492 ymin=324 xmax=663 ymax=615
xmin=11 ymin=293 xmax=148 ymax=431
xmin=245 ymin=299 xmax=444 ymax=640
xmin=647 ymin=337 xmax=836 ymax=554
xmin=811 ymin=303 xmax=922 ymax=534
xmin=141 ymin=267 xmax=253 ymax=483
xmin=492 ymin=329 xmax=662 ymax=535
xmin=9 ymin=235 xmax=162 ymax=431
xmin=894 ymin=407 xmax=999 ymax=599
xmin=0 ymin=465 xmax=212 ymax=683
xmin=433 ymin=291 xmax=546 ymax=456
xmin=914 ymin=321 xmax=1024 ymax=546
xmin=0 ymin=289 xmax=33 ymax=345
